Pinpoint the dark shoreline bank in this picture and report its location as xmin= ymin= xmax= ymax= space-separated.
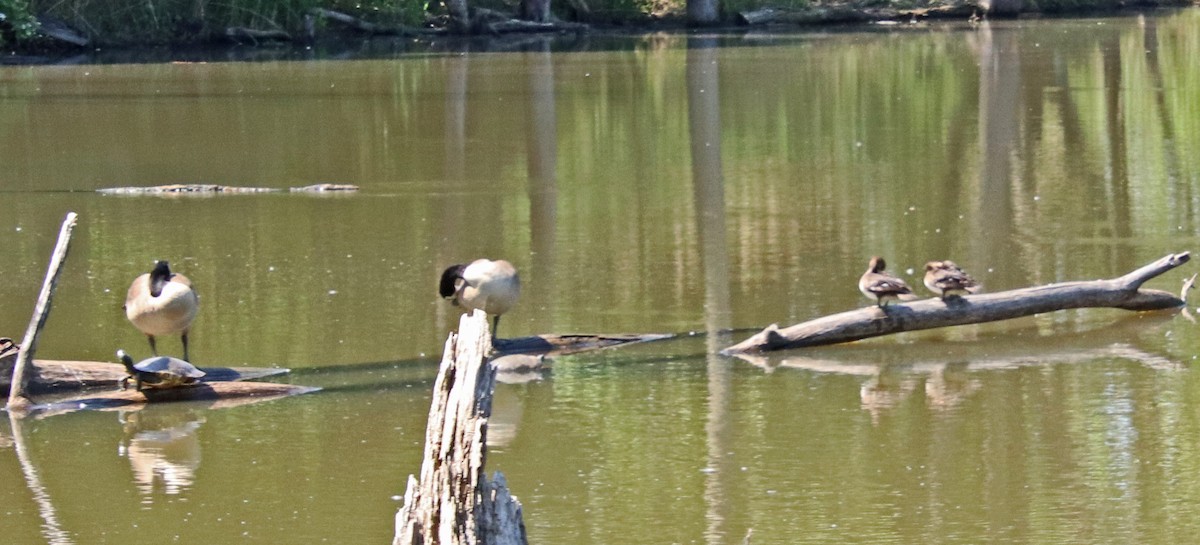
xmin=2 ymin=3 xmax=1195 ymax=66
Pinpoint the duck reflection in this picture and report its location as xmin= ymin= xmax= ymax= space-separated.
xmin=859 ymin=365 xmax=919 ymax=423
xmin=923 ymin=362 xmax=980 ymax=410
xmin=735 ymin=353 xmax=985 ymax=421
xmin=117 ymin=407 xmax=205 ymax=497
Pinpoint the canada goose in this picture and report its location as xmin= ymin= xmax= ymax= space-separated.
xmin=125 ymin=260 xmax=199 ymax=361
xmin=859 ymin=256 xmax=916 ymax=308
xmin=923 ymin=260 xmax=981 ymax=299
xmin=439 ymin=259 xmax=520 ymax=339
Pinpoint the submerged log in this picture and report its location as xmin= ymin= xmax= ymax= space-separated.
xmin=494 ymin=332 xmax=673 ymax=356
xmin=28 ymin=382 xmax=318 ymax=416
xmin=394 ymin=310 xmax=527 ymax=545
xmin=723 ymin=252 xmax=1191 ymax=354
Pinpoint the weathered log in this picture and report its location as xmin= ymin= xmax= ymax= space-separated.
xmin=1 ymin=356 xmax=289 ymax=394
xmin=34 ymin=16 xmax=89 ymax=46
xmin=394 ymin=310 xmax=527 ymax=545
xmin=723 ymin=252 xmax=1191 ymax=354
xmin=469 ymin=7 xmax=587 ymax=34
xmin=758 ymin=4 xmax=977 ymax=25
xmin=308 ymin=8 xmax=436 ymax=36
xmin=224 ymin=27 xmax=291 ymax=42
xmin=97 ymin=183 xmax=358 ymax=195
xmin=738 ymin=8 xmax=783 ymax=25
xmin=7 ymin=213 xmax=77 ymax=411
xmin=494 ymin=332 xmax=672 ymax=356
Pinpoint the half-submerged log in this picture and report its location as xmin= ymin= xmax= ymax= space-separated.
xmin=494 ymin=332 xmax=673 ymax=356
xmin=0 ymin=355 xmax=290 ymax=394
xmin=723 ymin=252 xmax=1191 ymax=354
xmin=394 ymin=310 xmax=527 ymax=545
xmin=38 ymin=382 xmax=318 ymax=412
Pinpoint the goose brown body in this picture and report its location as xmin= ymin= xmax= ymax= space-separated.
xmin=859 ymin=256 xmax=916 ymax=308
xmin=125 ymin=261 xmax=198 ymax=361
xmin=923 ymin=260 xmax=981 ymax=298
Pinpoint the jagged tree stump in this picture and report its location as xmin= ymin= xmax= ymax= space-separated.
xmin=394 ymin=310 xmax=527 ymax=545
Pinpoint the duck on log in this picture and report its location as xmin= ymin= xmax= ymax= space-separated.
xmin=723 ymin=252 xmax=1192 ymax=354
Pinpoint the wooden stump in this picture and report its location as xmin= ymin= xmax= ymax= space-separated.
xmin=394 ymin=310 xmax=527 ymax=545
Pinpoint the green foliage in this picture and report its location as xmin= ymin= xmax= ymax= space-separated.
xmin=0 ymin=0 xmax=39 ymax=47
xmin=24 ymin=0 xmax=431 ymax=45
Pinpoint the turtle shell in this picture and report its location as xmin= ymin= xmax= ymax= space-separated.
xmin=133 ymin=356 xmax=206 ymax=379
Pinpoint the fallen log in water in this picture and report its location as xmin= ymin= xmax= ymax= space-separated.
xmin=723 ymin=252 xmax=1191 ymax=354
xmin=736 ymin=4 xmax=977 ymax=26
xmin=97 ymin=183 xmax=359 ymax=195
xmin=308 ymin=8 xmax=438 ymax=36
xmin=0 ymin=356 xmax=289 ymax=394
xmin=394 ymin=310 xmax=527 ymax=545
xmin=224 ymin=27 xmax=292 ymax=42
xmin=494 ymin=332 xmax=673 ymax=356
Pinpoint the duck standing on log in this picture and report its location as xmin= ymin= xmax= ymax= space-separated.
xmin=125 ymin=260 xmax=199 ymax=361
xmin=439 ymin=259 xmax=520 ymax=339
xmin=859 ymin=256 xmax=917 ymax=308
xmin=923 ymin=260 xmax=981 ymax=299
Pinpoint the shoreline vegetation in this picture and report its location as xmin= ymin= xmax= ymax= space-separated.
xmin=1 ymin=0 xmax=1196 ymax=61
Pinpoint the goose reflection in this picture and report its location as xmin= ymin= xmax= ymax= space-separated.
xmin=117 ymin=408 xmax=205 ymax=498
xmin=487 ymin=354 xmax=550 ymax=448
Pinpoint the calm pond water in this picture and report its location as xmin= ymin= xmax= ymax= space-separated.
xmin=3 ymin=10 xmax=1200 ymax=544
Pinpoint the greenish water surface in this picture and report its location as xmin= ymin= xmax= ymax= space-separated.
xmin=2 ymin=11 xmax=1200 ymax=544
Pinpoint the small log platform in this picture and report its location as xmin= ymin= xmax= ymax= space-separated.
xmin=1 ymin=358 xmax=289 ymax=394
xmin=494 ymin=333 xmax=673 ymax=356
xmin=723 ymin=252 xmax=1191 ymax=354
xmin=38 ymin=382 xmax=319 ymax=412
